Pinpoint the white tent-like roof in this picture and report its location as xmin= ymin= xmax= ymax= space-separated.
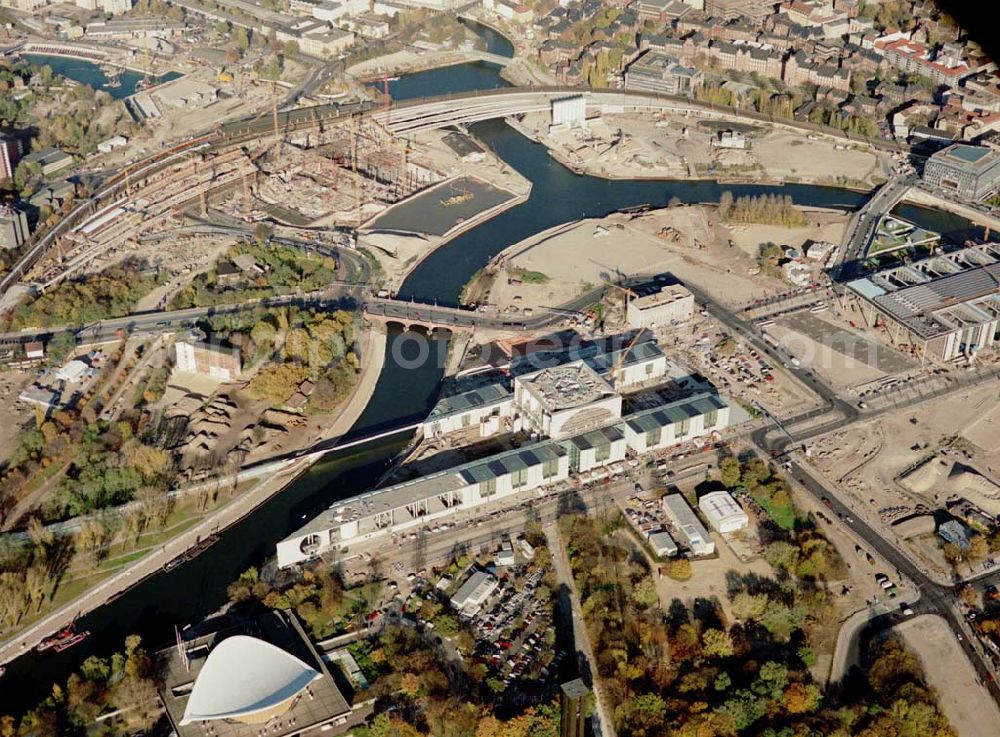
xmin=180 ymin=635 xmax=322 ymax=725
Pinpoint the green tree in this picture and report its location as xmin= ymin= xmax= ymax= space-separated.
xmin=720 ymin=457 xmax=742 ymax=488
xmin=702 ymin=628 xmax=735 ymax=659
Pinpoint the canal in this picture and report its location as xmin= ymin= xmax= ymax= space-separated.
xmin=0 ymin=42 xmax=981 ymax=711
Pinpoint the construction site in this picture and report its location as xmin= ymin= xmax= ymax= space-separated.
xmin=18 ymin=103 xmax=517 ymax=301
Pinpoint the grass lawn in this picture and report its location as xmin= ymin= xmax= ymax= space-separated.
xmin=751 ymin=489 xmax=798 ymax=530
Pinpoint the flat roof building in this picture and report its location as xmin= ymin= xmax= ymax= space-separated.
xmin=277 ymin=438 xmax=570 ymax=566
xmin=20 ymin=147 xmax=73 ymax=177
xmin=623 ymin=392 xmax=730 ymax=454
xmin=625 ymin=52 xmax=703 ymax=96
xmin=626 ymin=285 xmax=695 ymax=328
xmin=938 ymin=519 xmax=972 ymax=550
xmin=450 ymin=569 xmax=498 ymax=615
xmin=513 ymin=361 xmax=621 ymax=439
xmin=698 ymin=490 xmax=749 ymax=533
xmin=662 ymin=494 xmax=715 ymax=556
xmin=0 ymin=205 xmax=29 ymax=250
xmin=846 ymin=242 xmax=1000 ymax=362
xmin=175 ymin=339 xmax=242 ymax=381
xmin=648 ymin=529 xmax=679 ymax=557
xmin=422 ymin=382 xmax=513 ymax=437
xmin=923 ymin=144 xmax=1000 ymax=201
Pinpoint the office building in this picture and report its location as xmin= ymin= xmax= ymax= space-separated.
xmin=0 ymin=133 xmax=23 ymax=181
xmin=625 ymin=53 xmax=703 ymax=96
xmin=846 ymin=242 xmax=1000 ymax=362
xmin=705 ymin=0 xmax=773 ymax=23
xmin=422 ymin=382 xmax=513 ymax=437
xmin=626 ymin=285 xmax=695 ymax=328
xmin=0 ymin=204 xmax=30 ymax=250
xmin=923 ymin=144 xmax=1000 ymax=201
xmin=623 ymin=393 xmax=730 ymax=454
xmin=513 ymin=361 xmax=621 ymax=440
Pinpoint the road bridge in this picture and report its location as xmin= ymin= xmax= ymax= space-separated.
xmin=833 ymin=172 xmax=915 ymax=282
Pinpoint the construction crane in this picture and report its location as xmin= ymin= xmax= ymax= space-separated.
xmin=604 ymin=280 xmax=637 ymax=311
xmin=609 ymin=330 xmax=645 ymax=390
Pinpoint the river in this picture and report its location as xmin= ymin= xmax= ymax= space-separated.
xmin=25 ymin=55 xmax=181 ymax=100
xmin=0 ymin=35 xmax=980 ymax=711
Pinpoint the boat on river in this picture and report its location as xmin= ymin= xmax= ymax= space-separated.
xmin=37 ymin=623 xmax=89 ymax=653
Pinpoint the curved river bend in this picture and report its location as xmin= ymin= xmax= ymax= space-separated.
xmin=0 ymin=43 xmax=978 ymax=710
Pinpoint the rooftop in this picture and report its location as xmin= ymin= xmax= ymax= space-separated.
xmin=847 ymin=242 xmax=1000 ymax=339
xmin=516 ymin=361 xmax=614 ymax=413
xmin=295 ymin=439 xmax=568 ymax=535
xmin=929 ymin=143 xmax=1000 ymax=173
xmin=160 ymin=612 xmax=350 ymax=737
xmin=426 ymin=382 xmax=511 ymax=421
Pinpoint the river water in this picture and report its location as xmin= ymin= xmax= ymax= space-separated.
xmin=0 ymin=31 xmax=979 ymax=711
xmin=25 ymin=54 xmax=181 ymax=100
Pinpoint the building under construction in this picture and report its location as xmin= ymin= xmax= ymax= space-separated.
xmin=846 ymin=242 xmax=1000 ymax=362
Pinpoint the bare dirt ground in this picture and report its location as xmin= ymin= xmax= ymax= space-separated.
xmin=753 ymin=131 xmax=882 ymax=185
xmin=515 ymin=111 xmax=889 ymax=185
xmin=486 ymin=206 xmax=791 ymax=315
xmin=806 ymin=385 xmax=1000 ymax=580
xmin=896 ymin=615 xmax=1000 ymax=737
xmin=725 ymin=213 xmax=847 ymax=260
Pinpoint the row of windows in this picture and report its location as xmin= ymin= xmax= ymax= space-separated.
xmin=478 ymin=457 xmax=562 ymax=497
xmin=642 ymin=410 xmax=718 ymax=447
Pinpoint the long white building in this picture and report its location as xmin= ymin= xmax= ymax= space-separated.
xmin=662 ymin=494 xmax=716 ymax=556
xmin=623 ymin=393 xmax=730 ymax=453
xmin=278 ymin=338 xmax=734 ymax=568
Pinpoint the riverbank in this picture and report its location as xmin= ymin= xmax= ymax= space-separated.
xmin=464 ymin=204 xmax=847 ymax=315
xmin=903 ymin=187 xmax=1000 ymax=233
xmin=0 ymin=329 xmax=386 ymax=665
xmin=509 ymin=109 xmax=891 ymax=188
xmin=358 ymin=129 xmax=532 ymax=294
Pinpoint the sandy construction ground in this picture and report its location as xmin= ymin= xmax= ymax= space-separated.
xmin=896 ymin=615 xmax=1000 ymax=737
xmin=725 ymin=213 xmax=847 ymax=260
xmin=516 ymin=110 xmax=890 ymax=185
xmin=487 ymin=206 xmax=788 ymax=314
xmin=753 ymin=131 xmax=881 ymax=184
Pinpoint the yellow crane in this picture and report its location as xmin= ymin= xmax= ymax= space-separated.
xmin=610 ymin=329 xmax=644 ymax=389
xmin=604 ymin=279 xmax=637 ymax=312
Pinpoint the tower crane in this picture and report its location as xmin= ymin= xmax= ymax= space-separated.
xmin=609 ymin=329 xmax=645 ymax=390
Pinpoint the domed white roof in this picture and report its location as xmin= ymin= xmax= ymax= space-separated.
xmin=180 ymin=635 xmax=321 ymax=725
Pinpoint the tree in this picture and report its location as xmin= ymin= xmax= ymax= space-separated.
xmin=284 ymin=40 xmax=300 ymax=56
xmin=781 ymin=682 xmax=822 ymax=714
xmin=968 ymin=534 xmax=989 ymax=562
xmin=252 ymin=222 xmax=273 ymax=244
xmin=721 ymin=457 xmax=742 ymax=488
xmin=214 ymin=20 xmax=231 ymax=35
xmin=732 ymin=591 xmax=769 ymax=621
xmin=666 ymin=557 xmax=692 ymax=581
xmin=718 ymin=190 xmax=734 ymax=219
xmin=702 ymin=628 xmax=734 ymax=659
